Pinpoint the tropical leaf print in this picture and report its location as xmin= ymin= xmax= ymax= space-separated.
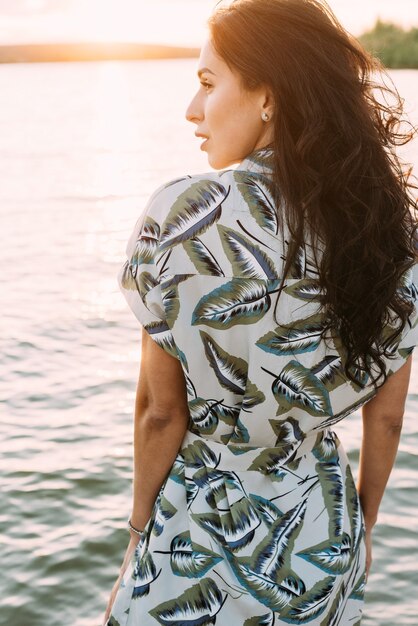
xmin=168 ymin=531 xmax=223 ymax=578
xmin=263 ymin=360 xmax=332 ymax=417
xmin=113 ymin=146 xmax=371 ymax=626
xmin=132 ymin=550 xmax=162 ymax=598
xmin=226 ymin=554 xmax=306 ymax=612
xmin=161 ymin=285 xmax=180 ymax=324
xmin=221 ymin=416 xmax=250 ymax=445
xmin=191 ymin=465 xmax=223 ymax=496
xmin=345 ymin=463 xmax=364 ymax=552
xmin=190 ymin=511 xmax=226 ymax=544
xmin=297 ymin=532 xmax=352 ymax=575
xmin=192 ymin=279 xmax=278 ymax=329
xmin=268 ymin=416 xmax=304 ymax=447
xmin=200 ymin=330 xmax=264 ymax=406
xmin=256 ymin=313 xmax=326 ymax=356
xmin=138 ymin=271 xmax=160 ymax=299
xmin=192 ymin=468 xmax=244 ymax=508
xmin=349 ymin=572 xmax=366 ymax=602
xmin=148 ymin=577 xmax=226 ymax=625
xmin=119 ymin=264 xmax=158 ymax=297
xmin=312 ymin=429 xmax=339 ymax=463
xmin=159 ymin=180 xmax=230 ymax=250
xmin=151 ymin=494 xmax=178 ymax=537
xmin=315 ymin=457 xmax=344 ymax=539
xmin=248 ymin=493 xmax=283 ymax=527
xmin=223 ymin=501 xmax=308 ymax=610
xmin=199 ymin=331 xmax=247 ymax=395
xmin=233 ymin=170 xmax=278 ymax=235
xmin=144 ymin=321 xmax=178 ymax=359
xmin=183 ymin=237 xmax=225 ymax=276
xmin=284 ymin=242 xmax=307 ymax=280
xmin=160 ymin=273 xmax=195 ymax=290
xmin=189 ymin=398 xmax=240 ymax=434
xmin=186 ymin=476 xmax=199 ymax=509
xmin=251 ymin=500 xmax=307 ymax=579
xmin=189 ymin=398 xmax=220 ymax=434
xmin=219 ymin=498 xmax=262 ymax=552
xmin=311 ymin=355 xmax=347 ymax=392
xmin=218 ymin=224 xmax=277 ymax=279
xmin=242 ymin=381 xmax=266 ymax=411
xmin=279 ymin=575 xmax=336 ymax=623
xmin=182 ymin=439 xmax=220 ymax=469
xmin=119 ymin=260 xmax=137 ymax=291
xmin=130 ymin=216 xmax=160 ymax=266
xmin=168 ymin=454 xmax=185 ymax=486
xmin=216 ymin=402 xmax=240 ymax=425
xmin=244 ymin=613 xmax=275 ymax=626
xmin=323 ymin=579 xmax=350 ymax=626
xmin=248 ymin=419 xmax=305 ymax=479
xmin=283 ymin=278 xmax=323 ymax=302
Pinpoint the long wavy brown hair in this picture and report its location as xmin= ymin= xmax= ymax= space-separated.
xmin=208 ymin=0 xmax=418 ymax=389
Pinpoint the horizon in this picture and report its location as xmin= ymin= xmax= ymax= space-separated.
xmin=0 ymin=0 xmax=417 ymax=48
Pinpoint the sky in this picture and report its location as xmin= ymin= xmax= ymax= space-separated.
xmin=0 ymin=0 xmax=417 ymax=46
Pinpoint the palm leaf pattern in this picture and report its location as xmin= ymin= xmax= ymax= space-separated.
xmin=218 ymin=224 xmax=277 ymax=279
xmin=256 ymin=313 xmax=326 ymax=356
xmin=199 ymin=332 xmax=264 ymax=410
xmin=159 ymin=180 xmax=230 ymax=250
xmin=297 ymin=532 xmax=352 ymax=575
xmin=148 ymin=577 xmax=226 ymax=625
xmin=109 ymin=145 xmax=413 ymax=625
xmin=168 ymin=532 xmax=223 ymax=578
xmin=244 ymin=614 xmax=275 ymax=626
xmin=283 ymin=278 xmax=323 ymax=302
xmin=132 ymin=550 xmax=162 ymax=598
xmin=183 ymin=237 xmax=225 ymax=276
xmin=233 ymin=170 xmax=279 ymax=235
xmin=192 ymin=278 xmax=278 ymax=329
xmin=264 ymin=361 xmax=332 ymax=417
xmin=279 ymin=575 xmax=336 ymax=623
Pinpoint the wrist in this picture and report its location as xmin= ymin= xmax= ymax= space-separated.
xmin=128 ymin=517 xmax=145 ymax=537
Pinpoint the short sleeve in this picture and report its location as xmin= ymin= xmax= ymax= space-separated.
xmin=381 ymin=260 xmax=418 ymax=375
xmin=117 ymin=184 xmax=176 ymax=355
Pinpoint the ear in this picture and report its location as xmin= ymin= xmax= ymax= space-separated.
xmin=260 ymin=84 xmax=275 ymax=118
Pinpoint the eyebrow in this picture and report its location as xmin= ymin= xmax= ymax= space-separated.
xmin=197 ymin=67 xmax=216 ymax=78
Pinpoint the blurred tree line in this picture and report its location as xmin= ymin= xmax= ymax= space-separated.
xmin=359 ymin=19 xmax=418 ymax=68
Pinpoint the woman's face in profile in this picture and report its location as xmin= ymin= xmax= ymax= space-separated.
xmin=185 ymin=37 xmax=274 ymax=170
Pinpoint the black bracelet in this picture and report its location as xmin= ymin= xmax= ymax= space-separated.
xmin=128 ymin=518 xmax=144 ymax=536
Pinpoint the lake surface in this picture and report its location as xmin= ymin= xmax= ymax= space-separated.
xmin=0 ymin=59 xmax=417 ymax=626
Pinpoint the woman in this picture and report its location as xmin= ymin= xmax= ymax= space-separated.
xmin=103 ymin=0 xmax=418 ymax=624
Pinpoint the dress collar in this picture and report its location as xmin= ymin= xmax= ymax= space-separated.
xmin=235 ymin=144 xmax=275 ymax=177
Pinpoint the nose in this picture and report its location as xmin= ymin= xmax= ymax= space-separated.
xmin=185 ymin=92 xmax=203 ymax=124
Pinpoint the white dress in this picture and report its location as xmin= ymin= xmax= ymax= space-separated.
xmin=108 ymin=146 xmax=418 ymax=626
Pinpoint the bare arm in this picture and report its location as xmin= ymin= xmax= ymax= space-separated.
xmin=103 ymin=329 xmax=189 ymax=624
xmin=358 ymin=355 xmax=413 ymax=575
xmin=130 ymin=328 xmax=190 ymax=532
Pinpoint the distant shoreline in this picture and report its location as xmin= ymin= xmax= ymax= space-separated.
xmin=2 ymin=19 xmax=418 ymax=68
xmin=0 ymin=42 xmax=200 ymax=64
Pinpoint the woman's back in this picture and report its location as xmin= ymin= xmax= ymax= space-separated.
xmin=119 ymin=145 xmax=416 ymax=448
xmin=108 ymin=145 xmax=418 ymax=626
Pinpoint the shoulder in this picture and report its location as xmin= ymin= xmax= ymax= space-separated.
xmin=142 ymin=169 xmax=239 ymax=226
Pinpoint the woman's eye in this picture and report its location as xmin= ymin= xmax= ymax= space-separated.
xmin=200 ymin=81 xmax=212 ymax=91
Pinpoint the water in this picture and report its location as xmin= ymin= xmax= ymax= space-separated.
xmin=0 ymin=59 xmax=417 ymax=626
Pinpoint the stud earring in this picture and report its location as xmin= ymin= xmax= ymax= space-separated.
xmin=261 ymin=112 xmax=270 ymax=121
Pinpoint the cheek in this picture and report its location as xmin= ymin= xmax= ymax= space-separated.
xmin=206 ymin=89 xmax=250 ymax=130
